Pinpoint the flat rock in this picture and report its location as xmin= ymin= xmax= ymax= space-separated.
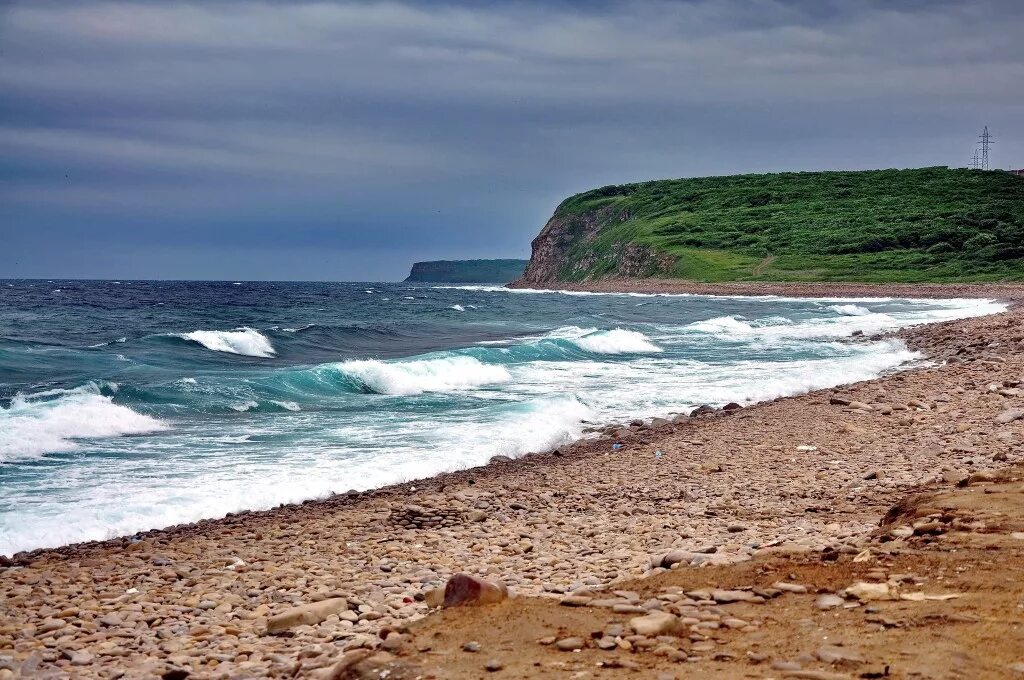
xmin=843 ymin=582 xmax=899 ymax=602
xmin=629 ymin=611 xmax=683 ymax=636
xmin=815 ymin=644 xmax=864 ymax=666
xmin=555 ymin=637 xmax=585 ymax=651
xmin=711 ymin=589 xmax=758 ymax=603
xmin=997 ymin=408 xmax=1024 ymax=424
xmin=265 ymin=597 xmax=350 ymax=634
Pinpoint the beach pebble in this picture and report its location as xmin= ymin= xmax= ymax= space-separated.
xmin=265 ymin=598 xmax=350 ymax=635
xmin=555 ymin=637 xmax=585 ymax=651
xmin=629 ymin=611 xmax=683 ymax=636
xmin=815 ymin=594 xmax=844 ymax=610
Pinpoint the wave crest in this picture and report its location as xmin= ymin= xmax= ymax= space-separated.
xmin=333 ymin=356 xmax=511 ymax=395
xmin=0 ymin=384 xmax=168 ymax=462
xmin=828 ymin=304 xmax=871 ymax=316
xmin=173 ymin=328 xmax=276 ymax=357
xmin=562 ymin=327 xmax=662 ymax=354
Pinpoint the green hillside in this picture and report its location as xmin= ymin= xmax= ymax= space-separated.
xmin=534 ymin=167 xmax=1024 ymax=283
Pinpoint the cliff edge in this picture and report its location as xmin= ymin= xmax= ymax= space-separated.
xmin=514 ymin=167 xmax=1024 ymax=285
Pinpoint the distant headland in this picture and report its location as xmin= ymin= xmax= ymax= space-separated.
xmin=404 ymin=259 xmax=529 ymax=283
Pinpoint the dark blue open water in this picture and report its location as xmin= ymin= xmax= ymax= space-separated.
xmin=0 ymin=280 xmax=1004 ymax=555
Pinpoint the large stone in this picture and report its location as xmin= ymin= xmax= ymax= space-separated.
xmin=266 ymin=597 xmax=350 ymax=634
xmin=815 ymin=645 xmax=865 ymax=666
xmin=843 ymin=582 xmax=898 ymax=602
xmin=629 ymin=611 xmax=684 ymax=636
xmin=555 ymin=637 xmax=585 ymax=651
xmin=997 ymin=408 xmax=1024 ymax=424
xmin=711 ymin=589 xmax=758 ymax=603
xmin=443 ymin=574 xmax=508 ymax=608
xmin=815 ymin=594 xmax=844 ymax=610
xmin=657 ymin=550 xmax=700 ymax=568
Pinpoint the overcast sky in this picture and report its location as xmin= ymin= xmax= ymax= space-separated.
xmin=2 ymin=0 xmax=1023 ymax=281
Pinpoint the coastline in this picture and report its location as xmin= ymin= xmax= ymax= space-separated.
xmin=506 ymin=277 xmax=1024 ymax=301
xmin=3 ymin=282 xmax=1024 ymax=678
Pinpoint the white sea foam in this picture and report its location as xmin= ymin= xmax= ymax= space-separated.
xmin=0 ymin=385 xmax=167 ymax=462
xmin=829 ymin=304 xmax=871 ymax=316
xmin=512 ymin=339 xmax=921 ymax=426
xmin=681 ymin=298 xmax=1006 ymax=342
xmin=553 ymin=327 xmax=662 ymax=354
xmin=447 ymin=396 xmax=595 ymax=459
xmin=173 ymin=327 xmax=276 ymax=357
xmin=335 ymin=356 xmax=511 ymax=395
xmin=450 ymin=304 xmax=466 ymax=312
xmin=230 ymin=400 xmax=259 ymax=412
xmin=272 ymin=400 xmax=301 ymax=411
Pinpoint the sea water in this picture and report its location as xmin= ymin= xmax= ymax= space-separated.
xmin=0 ymin=280 xmax=1004 ymax=555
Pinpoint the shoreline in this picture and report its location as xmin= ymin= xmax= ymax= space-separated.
xmin=3 ymin=282 xmax=1024 ymax=678
xmin=507 ymin=277 xmax=1024 ymax=301
xmin=3 ymin=284 xmax=1013 ymax=564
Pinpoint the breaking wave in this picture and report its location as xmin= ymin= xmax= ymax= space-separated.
xmin=828 ymin=304 xmax=871 ymax=316
xmin=332 ymin=356 xmax=512 ymax=395
xmin=553 ymin=327 xmax=662 ymax=354
xmin=0 ymin=384 xmax=168 ymax=462
xmin=171 ymin=328 xmax=276 ymax=357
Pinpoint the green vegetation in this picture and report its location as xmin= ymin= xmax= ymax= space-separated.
xmin=405 ymin=259 xmax=528 ymax=283
xmin=550 ymin=167 xmax=1024 ymax=282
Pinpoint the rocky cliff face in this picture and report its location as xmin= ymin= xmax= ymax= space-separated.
xmin=515 ymin=204 xmax=674 ymax=285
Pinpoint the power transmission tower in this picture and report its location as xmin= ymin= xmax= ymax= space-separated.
xmin=970 ymin=148 xmax=981 ymax=170
xmin=979 ymin=126 xmax=993 ymax=170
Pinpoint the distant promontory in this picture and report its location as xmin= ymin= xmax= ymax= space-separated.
xmin=404 ymin=259 xmax=529 ymax=283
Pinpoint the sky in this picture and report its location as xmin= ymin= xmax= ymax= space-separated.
xmin=2 ymin=0 xmax=1023 ymax=281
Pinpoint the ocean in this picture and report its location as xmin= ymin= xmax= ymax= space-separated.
xmin=0 ymin=280 xmax=1004 ymax=556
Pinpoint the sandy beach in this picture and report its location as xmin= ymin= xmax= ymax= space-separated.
xmin=2 ymin=283 xmax=1024 ymax=679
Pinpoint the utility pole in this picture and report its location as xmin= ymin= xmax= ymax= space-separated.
xmin=979 ymin=126 xmax=993 ymax=170
xmin=969 ymin=148 xmax=981 ymax=170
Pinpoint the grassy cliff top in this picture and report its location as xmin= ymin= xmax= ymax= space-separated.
xmin=550 ymin=167 xmax=1024 ymax=282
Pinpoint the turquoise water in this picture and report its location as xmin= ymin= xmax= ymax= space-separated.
xmin=0 ymin=280 xmax=1004 ymax=555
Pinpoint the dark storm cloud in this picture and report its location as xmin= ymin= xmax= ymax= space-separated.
xmin=2 ymin=0 xmax=1023 ymax=279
